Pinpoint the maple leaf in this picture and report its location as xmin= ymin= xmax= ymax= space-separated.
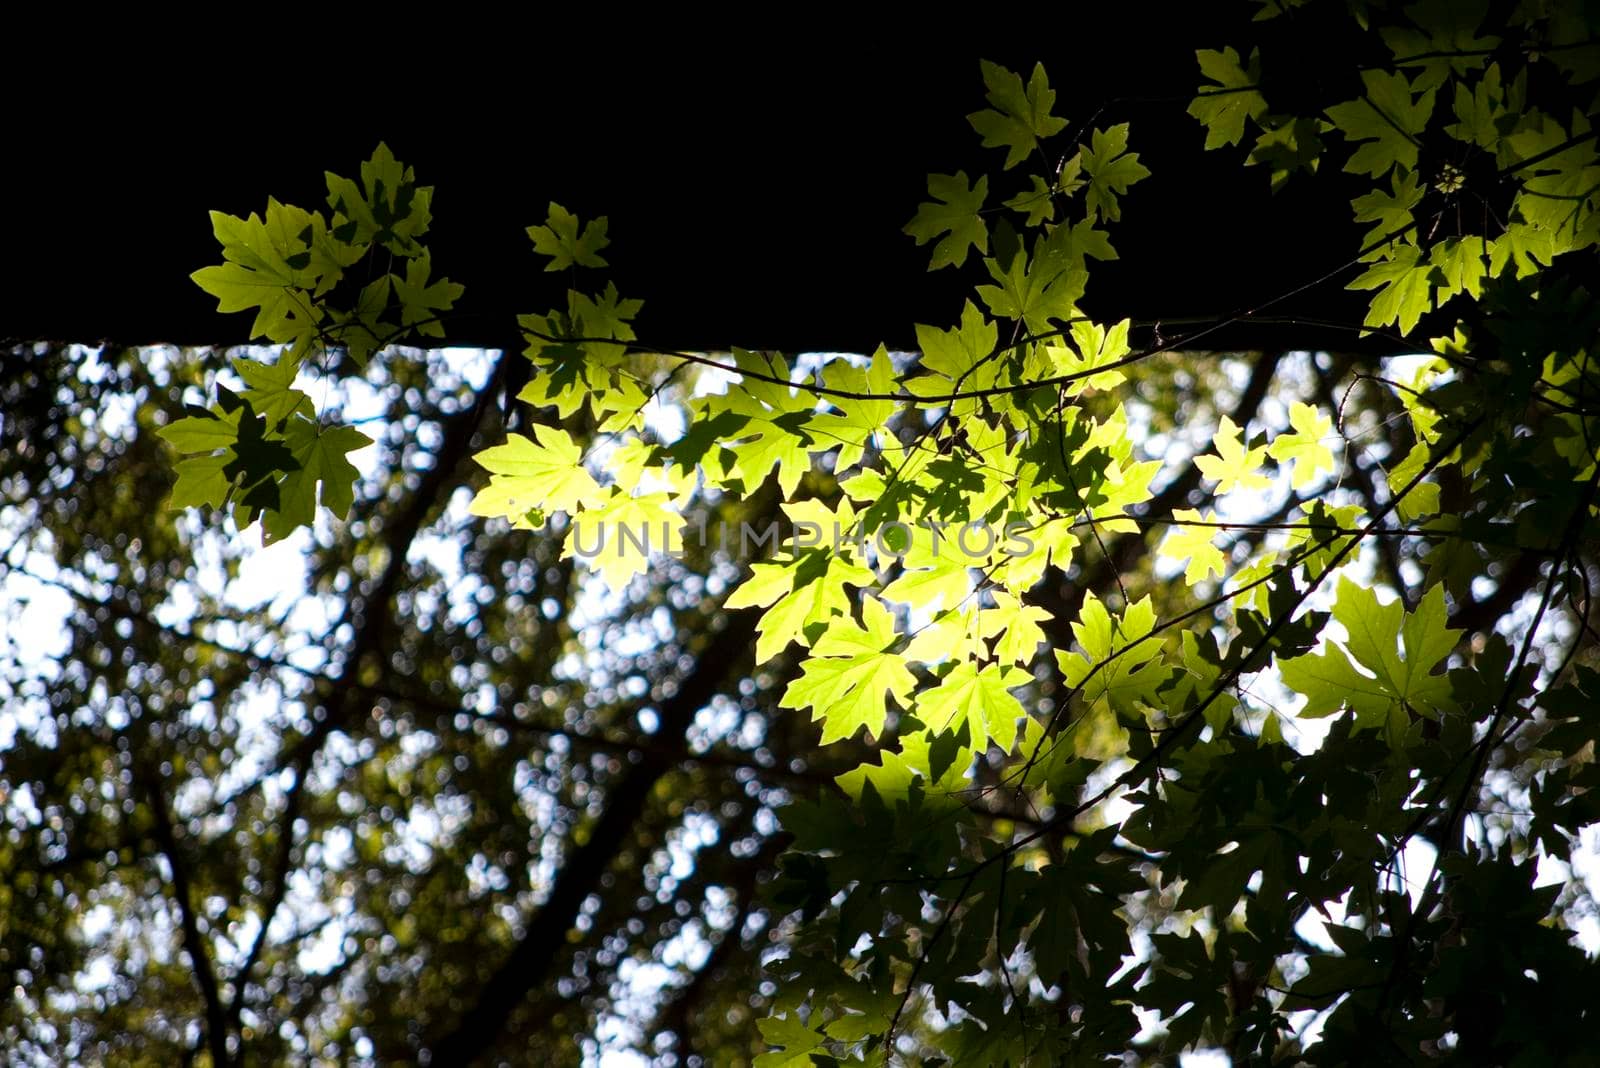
xmin=1380 ymin=0 xmax=1500 ymax=92
xmin=1349 ymin=245 xmax=1431 ymax=333
xmin=159 ymin=393 xmax=295 ymax=521
xmin=1430 ymin=238 xmax=1491 ymax=304
xmin=391 ymin=250 xmax=464 ymax=337
xmin=1446 ymin=66 xmax=1508 ymax=149
xmin=469 ymin=424 xmax=602 ymax=524
xmin=1034 ymin=215 xmax=1116 ymax=278
xmin=167 ymin=454 xmax=232 ymax=511
xmin=1195 ymin=415 xmax=1271 ymax=493
xmin=515 ymin=334 xmax=599 ymax=420
xmin=917 ymin=661 xmax=1030 ymax=753
xmin=977 ymin=248 xmax=1083 ymax=333
xmin=1049 ymin=317 xmax=1132 ymax=396
xmin=754 ymin=557 xmax=877 ymax=664
xmin=1248 ymin=114 xmax=1328 ymax=191
xmin=1081 ymin=124 xmax=1151 ymax=222
xmin=1489 ymin=221 xmax=1558 ymax=279
xmin=235 ymin=356 xmax=314 ymax=429
xmin=1188 ymin=47 xmax=1267 ymax=149
xmin=569 ymin=283 xmax=643 ymax=359
xmin=326 ymin=275 xmax=394 ymax=367
xmin=880 ymin=523 xmax=974 ymax=613
xmin=904 ymin=172 xmax=989 ymax=270
xmin=834 ymin=723 xmax=974 ymax=812
xmin=1351 ymin=171 xmax=1423 ymax=248
xmin=985 ymin=589 xmax=1050 ymax=665
xmin=717 ymin=351 xmax=818 ymax=497
xmin=724 ymin=560 xmax=798 ymax=614
xmin=527 ymin=202 xmax=610 ymax=271
xmin=912 ymin=300 xmax=999 ymax=385
xmin=158 ymin=410 xmax=242 ymax=456
xmin=1325 ymin=70 xmax=1436 ymax=177
xmin=1160 ymin=509 xmax=1228 ymax=586
xmin=1056 ymin=593 xmax=1172 ymax=719
xmin=324 ymin=143 xmax=434 ymax=255
xmin=903 ymin=607 xmax=994 ymax=667
xmin=1286 ymin=502 xmax=1367 ymax=574
xmin=810 ymin=347 xmax=897 ymax=471
xmin=1278 ymin=578 xmax=1461 ymax=735
xmin=967 ymin=60 xmax=1068 ymax=170
xmin=1267 ymin=402 xmax=1337 ymax=489
xmin=754 ymin=1014 xmax=825 ymax=1068
xmin=263 ymin=420 xmax=373 ymax=542
xmin=990 ymin=515 xmax=1080 ymax=590
xmin=1004 ymin=175 xmax=1058 ymax=227
xmin=192 ymin=205 xmax=325 ymax=345
xmin=781 ymin=598 xmax=915 ymax=744
xmin=563 ymin=487 xmax=685 ymax=588
xmin=728 ymin=538 xmax=876 ymax=664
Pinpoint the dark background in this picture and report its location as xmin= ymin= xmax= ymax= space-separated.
xmin=5 ymin=11 xmax=1383 ymax=355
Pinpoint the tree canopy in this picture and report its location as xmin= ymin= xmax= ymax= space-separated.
xmin=4 ymin=2 xmax=1600 ymax=1065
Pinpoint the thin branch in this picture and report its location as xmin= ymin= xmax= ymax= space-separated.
xmin=140 ymin=764 xmax=232 ymax=1068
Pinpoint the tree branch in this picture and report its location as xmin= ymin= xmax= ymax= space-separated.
xmin=421 ymin=605 xmax=762 ymax=1065
xmin=226 ymin=352 xmax=512 ymax=1040
xmin=141 ymin=765 xmax=232 ymax=1068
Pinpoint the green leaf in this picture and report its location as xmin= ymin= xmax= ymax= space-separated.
xmin=967 ymin=61 xmax=1068 ymax=169
xmin=569 ymin=283 xmax=643 ymax=359
xmin=167 ymin=453 xmax=232 ymax=511
xmin=736 ymin=546 xmax=876 ymax=664
xmin=157 ymin=412 xmax=239 ymax=455
xmin=1189 ymin=47 xmax=1266 ymax=149
xmin=324 ymin=143 xmax=434 ymax=255
xmin=1160 ymin=509 xmax=1227 ymax=586
xmin=726 ymin=561 xmax=800 ymax=612
xmin=391 ymin=250 xmax=464 ymax=337
xmin=1349 ymin=244 xmax=1431 ymax=333
xmin=1430 ymin=237 xmax=1491 ymax=304
xmin=781 ymin=598 xmax=915 ymax=744
xmin=1379 ymin=0 xmax=1498 ymax=92
xmin=1267 ymin=402 xmax=1337 ymax=489
xmin=717 ymin=351 xmax=819 ymax=497
xmin=1489 ymin=221 xmax=1559 ymax=279
xmin=1194 ymin=415 xmax=1271 ymax=493
xmin=263 ymin=421 xmax=373 ymax=541
xmin=1325 ymin=70 xmax=1436 ymax=177
xmin=1056 ymin=593 xmax=1171 ymax=720
xmin=1049 ymin=316 xmax=1131 ymax=397
xmin=916 ymin=662 xmax=1029 ymax=753
xmin=1278 ymin=578 xmax=1460 ymax=729
xmin=985 ymin=589 xmax=1049 ymax=666
xmin=904 ymin=171 xmax=989 ymax=270
xmin=564 ymin=488 xmax=686 ymax=588
xmin=235 ymin=356 xmax=314 ymax=428
xmin=1004 ymin=174 xmax=1058 ymax=227
xmin=1351 ymin=171 xmax=1423 ymax=248
xmin=976 ymin=248 xmax=1083 ymax=333
xmin=469 ymin=425 xmax=603 ymax=523
xmin=1445 ymin=62 xmax=1519 ymax=150
xmin=810 ymin=347 xmax=897 ymax=472
xmin=754 ymin=1013 xmax=825 ymax=1068
xmin=913 ymin=300 xmax=999 ymax=385
xmin=1081 ymin=124 xmax=1151 ymax=222
xmin=881 ymin=523 xmax=977 ymax=615
xmin=1248 ymin=114 xmax=1328 ymax=191
xmin=527 ymin=202 xmax=610 ymax=271
xmin=192 ymin=203 xmax=326 ymax=345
